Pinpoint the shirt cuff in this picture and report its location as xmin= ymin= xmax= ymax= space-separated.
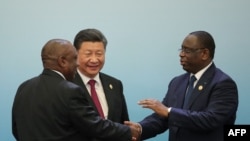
xmin=168 ymin=107 xmax=171 ymax=113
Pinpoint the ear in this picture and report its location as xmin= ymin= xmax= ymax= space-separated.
xmin=57 ymin=56 xmax=67 ymax=68
xmin=201 ymin=49 xmax=210 ymax=60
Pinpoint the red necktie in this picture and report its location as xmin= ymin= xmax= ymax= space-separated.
xmin=88 ymin=79 xmax=105 ymax=118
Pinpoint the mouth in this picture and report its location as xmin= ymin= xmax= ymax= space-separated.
xmin=88 ymin=65 xmax=99 ymax=70
xmin=180 ymin=60 xmax=185 ymax=65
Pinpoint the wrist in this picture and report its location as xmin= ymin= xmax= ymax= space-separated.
xmin=168 ymin=107 xmax=171 ymax=113
xmin=136 ymin=123 xmax=142 ymax=135
xmin=167 ymin=107 xmax=171 ymax=117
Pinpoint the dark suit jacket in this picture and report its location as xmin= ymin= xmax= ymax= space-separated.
xmin=139 ymin=63 xmax=238 ymax=141
xmin=12 ymin=69 xmax=131 ymax=141
xmin=73 ymin=72 xmax=129 ymax=123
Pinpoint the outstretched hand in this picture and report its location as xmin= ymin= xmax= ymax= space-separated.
xmin=138 ymin=99 xmax=169 ymax=117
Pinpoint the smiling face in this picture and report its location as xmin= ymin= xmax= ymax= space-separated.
xmin=77 ymin=41 xmax=105 ymax=78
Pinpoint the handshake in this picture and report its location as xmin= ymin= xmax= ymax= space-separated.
xmin=124 ymin=121 xmax=142 ymax=141
xmin=124 ymin=99 xmax=170 ymax=141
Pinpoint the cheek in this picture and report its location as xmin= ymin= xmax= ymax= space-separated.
xmin=99 ymin=56 xmax=105 ymax=62
xmin=187 ymin=55 xmax=198 ymax=61
xmin=77 ymin=56 xmax=88 ymax=64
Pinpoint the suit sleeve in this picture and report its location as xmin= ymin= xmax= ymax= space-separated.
xmin=119 ymin=80 xmax=130 ymax=122
xmin=68 ymin=85 xmax=132 ymax=141
xmin=12 ymin=82 xmax=26 ymax=141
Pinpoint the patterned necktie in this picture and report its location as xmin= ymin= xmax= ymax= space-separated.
xmin=183 ymin=75 xmax=197 ymax=109
xmin=88 ymin=79 xmax=105 ymax=118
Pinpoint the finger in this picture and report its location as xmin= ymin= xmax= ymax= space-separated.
xmin=132 ymin=137 xmax=137 ymax=141
xmin=138 ymin=98 xmax=153 ymax=103
xmin=138 ymin=101 xmax=146 ymax=105
xmin=124 ymin=121 xmax=133 ymax=126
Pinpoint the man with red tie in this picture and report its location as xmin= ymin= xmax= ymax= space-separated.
xmin=73 ymin=28 xmax=130 ymax=141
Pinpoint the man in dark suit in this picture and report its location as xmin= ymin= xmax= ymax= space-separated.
xmin=72 ymin=29 xmax=129 ymax=124
xmin=12 ymin=39 xmax=139 ymax=141
xmin=125 ymin=31 xmax=238 ymax=141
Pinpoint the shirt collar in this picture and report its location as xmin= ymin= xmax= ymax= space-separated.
xmin=52 ymin=70 xmax=66 ymax=80
xmin=77 ymin=69 xmax=101 ymax=86
xmin=191 ymin=61 xmax=213 ymax=80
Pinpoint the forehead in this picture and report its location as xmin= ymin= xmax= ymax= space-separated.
xmin=80 ymin=42 xmax=104 ymax=48
xmin=182 ymin=34 xmax=199 ymax=48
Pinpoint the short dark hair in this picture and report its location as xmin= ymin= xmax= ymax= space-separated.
xmin=73 ymin=28 xmax=107 ymax=50
xmin=190 ymin=31 xmax=215 ymax=59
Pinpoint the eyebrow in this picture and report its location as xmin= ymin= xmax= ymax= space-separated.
xmin=181 ymin=45 xmax=192 ymax=48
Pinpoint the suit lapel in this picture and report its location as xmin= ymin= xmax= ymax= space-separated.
xmin=99 ymin=73 xmax=115 ymax=118
xmin=176 ymin=74 xmax=190 ymax=108
xmin=188 ymin=64 xmax=216 ymax=108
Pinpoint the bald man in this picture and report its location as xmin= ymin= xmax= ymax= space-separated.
xmin=12 ymin=39 xmax=139 ymax=141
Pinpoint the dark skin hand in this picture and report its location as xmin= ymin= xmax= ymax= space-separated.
xmin=138 ymin=99 xmax=169 ymax=117
xmin=126 ymin=121 xmax=140 ymax=141
xmin=124 ymin=99 xmax=169 ymax=141
xmin=124 ymin=121 xmax=141 ymax=141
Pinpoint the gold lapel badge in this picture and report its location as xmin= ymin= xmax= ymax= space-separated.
xmin=109 ymin=84 xmax=113 ymax=89
xmin=198 ymin=85 xmax=203 ymax=91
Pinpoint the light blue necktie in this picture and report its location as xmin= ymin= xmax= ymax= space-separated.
xmin=183 ymin=75 xmax=196 ymax=109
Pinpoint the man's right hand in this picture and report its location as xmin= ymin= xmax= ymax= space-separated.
xmin=124 ymin=121 xmax=141 ymax=141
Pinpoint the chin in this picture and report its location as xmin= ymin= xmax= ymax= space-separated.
xmin=182 ymin=66 xmax=189 ymax=72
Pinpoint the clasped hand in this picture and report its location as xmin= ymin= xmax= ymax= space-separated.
xmin=124 ymin=121 xmax=141 ymax=141
xmin=124 ymin=99 xmax=169 ymax=141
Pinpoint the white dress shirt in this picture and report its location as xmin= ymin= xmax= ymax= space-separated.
xmin=77 ymin=69 xmax=108 ymax=119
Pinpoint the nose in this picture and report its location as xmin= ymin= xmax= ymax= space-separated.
xmin=90 ymin=55 xmax=98 ymax=62
xmin=179 ymin=51 xmax=185 ymax=57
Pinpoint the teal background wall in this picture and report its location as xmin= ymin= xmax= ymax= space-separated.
xmin=1 ymin=0 xmax=249 ymax=140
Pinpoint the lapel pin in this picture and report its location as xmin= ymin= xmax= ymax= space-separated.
xmin=109 ymin=84 xmax=113 ymax=89
xmin=198 ymin=85 xmax=203 ymax=91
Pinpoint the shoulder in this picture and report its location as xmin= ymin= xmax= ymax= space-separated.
xmin=171 ymin=73 xmax=189 ymax=82
xmin=213 ymin=67 xmax=237 ymax=85
xmin=58 ymin=80 xmax=88 ymax=99
xmin=60 ymin=80 xmax=83 ymax=90
xmin=17 ymin=76 xmax=39 ymax=90
xmin=99 ymin=72 xmax=121 ymax=83
xmin=166 ymin=73 xmax=189 ymax=88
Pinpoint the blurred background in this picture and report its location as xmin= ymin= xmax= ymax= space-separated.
xmin=1 ymin=0 xmax=249 ymax=140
